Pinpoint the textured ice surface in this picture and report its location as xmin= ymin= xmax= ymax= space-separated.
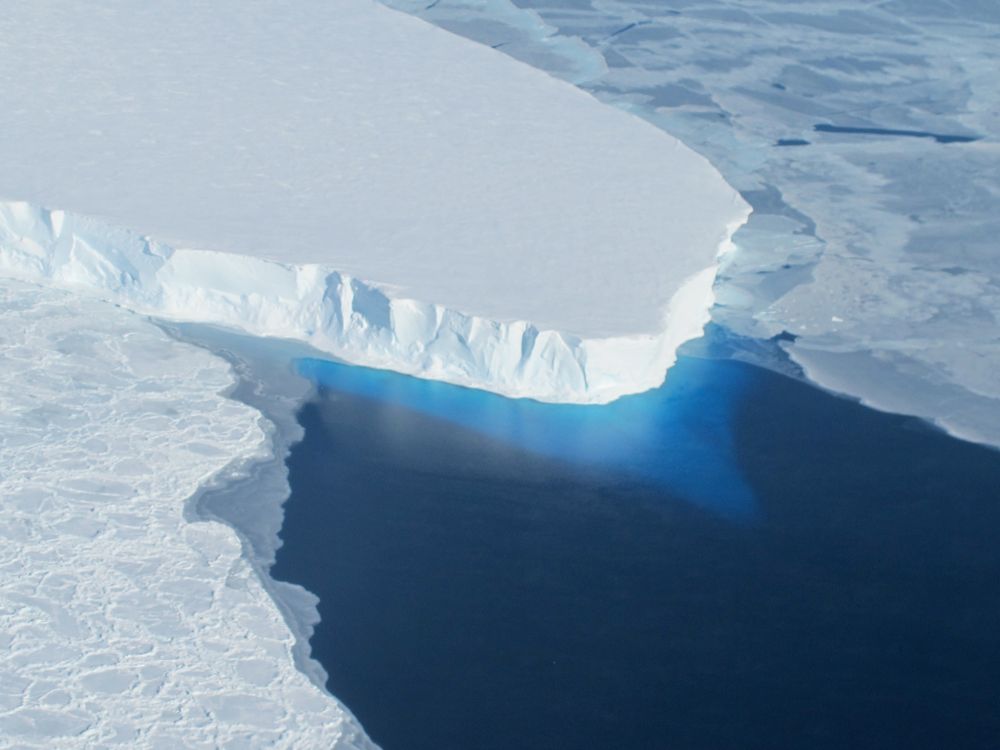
xmin=0 ymin=279 xmax=374 ymax=749
xmin=384 ymin=0 xmax=1000 ymax=445
xmin=0 ymin=0 xmax=748 ymax=403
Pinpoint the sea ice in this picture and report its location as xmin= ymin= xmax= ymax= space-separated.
xmin=0 ymin=280 xmax=374 ymax=749
xmin=388 ymin=0 xmax=1000 ymax=446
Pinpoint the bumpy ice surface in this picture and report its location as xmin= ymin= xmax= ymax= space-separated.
xmin=0 ymin=280 xmax=374 ymax=749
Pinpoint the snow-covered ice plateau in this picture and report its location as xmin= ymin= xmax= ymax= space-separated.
xmin=0 ymin=0 xmax=749 ymax=404
xmin=0 ymin=279 xmax=374 ymax=749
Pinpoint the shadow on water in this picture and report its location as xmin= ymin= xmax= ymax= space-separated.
xmin=273 ymin=355 xmax=1000 ymax=750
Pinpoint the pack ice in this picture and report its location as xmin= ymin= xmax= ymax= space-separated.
xmin=0 ymin=0 xmax=748 ymax=403
xmin=0 ymin=280 xmax=375 ymax=748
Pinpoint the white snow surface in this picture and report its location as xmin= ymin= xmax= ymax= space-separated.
xmin=0 ymin=0 xmax=748 ymax=403
xmin=0 ymin=279 xmax=375 ymax=749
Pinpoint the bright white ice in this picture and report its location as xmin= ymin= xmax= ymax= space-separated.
xmin=0 ymin=0 xmax=748 ymax=403
xmin=0 ymin=279 xmax=373 ymax=749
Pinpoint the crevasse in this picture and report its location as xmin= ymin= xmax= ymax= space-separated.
xmin=0 ymin=201 xmax=745 ymax=403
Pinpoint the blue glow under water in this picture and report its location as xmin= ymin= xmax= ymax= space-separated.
xmin=296 ymin=356 xmax=756 ymax=519
xmin=275 ymin=355 xmax=1000 ymax=750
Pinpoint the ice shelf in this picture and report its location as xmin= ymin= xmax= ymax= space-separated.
xmin=0 ymin=0 xmax=748 ymax=403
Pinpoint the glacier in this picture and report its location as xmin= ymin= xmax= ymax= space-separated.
xmin=0 ymin=0 xmax=749 ymax=404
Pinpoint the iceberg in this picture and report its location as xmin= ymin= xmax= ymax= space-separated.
xmin=0 ymin=0 xmax=748 ymax=403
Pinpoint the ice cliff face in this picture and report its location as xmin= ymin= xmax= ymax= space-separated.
xmin=0 ymin=201 xmax=744 ymax=404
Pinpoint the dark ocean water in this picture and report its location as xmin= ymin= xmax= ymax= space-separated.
xmin=272 ymin=355 xmax=1000 ymax=750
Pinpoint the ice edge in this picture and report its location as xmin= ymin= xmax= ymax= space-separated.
xmin=0 ymin=199 xmax=749 ymax=403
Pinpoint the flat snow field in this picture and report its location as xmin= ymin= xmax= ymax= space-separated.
xmin=0 ymin=0 xmax=746 ymax=343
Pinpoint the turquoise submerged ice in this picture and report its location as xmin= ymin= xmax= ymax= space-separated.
xmin=385 ymin=0 xmax=1000 ymax=447
xmin=298 ymin=354 xmax=756 ymax=519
